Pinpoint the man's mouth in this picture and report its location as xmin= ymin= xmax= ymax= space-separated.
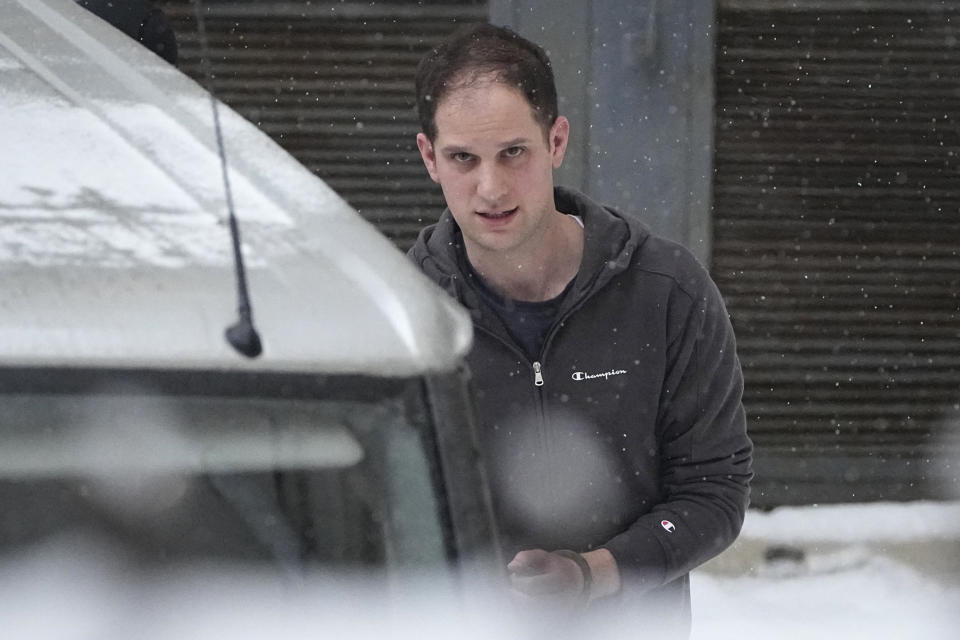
xmin=477 ymin=207 xmax=518 ymax=219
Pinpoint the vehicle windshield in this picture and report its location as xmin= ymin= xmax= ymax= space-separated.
xmin=0 ymin=370 xmax=449 ymax=573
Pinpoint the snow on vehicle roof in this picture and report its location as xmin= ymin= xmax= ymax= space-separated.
xmin=0 ymin=0 xmax=471 ymax=374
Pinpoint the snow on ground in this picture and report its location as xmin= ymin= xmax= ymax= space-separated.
xmin=730 ymin=500 xmax=960 ymax=543
xmin=691 ymin=501 xmax=960 ymax=639
xmin=692 ymin=552 xmax=960 ymax=639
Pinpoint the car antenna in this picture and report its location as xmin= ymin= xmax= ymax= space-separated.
xmin=192 ymin=0 xmax=262 ymax=358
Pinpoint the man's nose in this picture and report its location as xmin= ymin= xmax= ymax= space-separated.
xmin=476 ymin=164 xmax=508 ymax=204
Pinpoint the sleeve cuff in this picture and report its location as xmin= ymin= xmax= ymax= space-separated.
xmin=603 ymin=524 xmax=670 ymax=593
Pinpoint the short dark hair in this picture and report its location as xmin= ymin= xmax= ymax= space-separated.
xmin=415 ymin=23 xmax=558 ymax=141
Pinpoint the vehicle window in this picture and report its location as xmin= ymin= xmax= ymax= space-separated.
xmin=0 ymin=384 xmax=448 ymax=573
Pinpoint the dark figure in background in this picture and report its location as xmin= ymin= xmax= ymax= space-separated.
xmin=76 ymin=0 xmax=178 ymax=64
xmin=408 ymin=24 xmax=753 ymax=635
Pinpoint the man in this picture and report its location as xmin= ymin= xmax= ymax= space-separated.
xmin=409 ymin=23 xmax=752 ymax=633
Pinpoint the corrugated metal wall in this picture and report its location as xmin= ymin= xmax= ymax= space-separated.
xmin=713 ymin=0 xmax=960 ymax=506
xmin=157 ymin=0 xmax=958 ymax=507
xmin=161 ymin=0 xmax=487 ymax=249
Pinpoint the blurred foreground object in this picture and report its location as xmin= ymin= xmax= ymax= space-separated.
xmin=0 ymin=0 xmax=496 ymax=596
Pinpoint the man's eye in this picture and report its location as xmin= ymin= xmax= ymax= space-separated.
xmin=504 ymin=146 xmax=524 ymax=158
xmin=452 ymin=152 xmax=473 ymax=163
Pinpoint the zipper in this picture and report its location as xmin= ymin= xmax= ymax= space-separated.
xmin=532 ymin=361 xmax=544 ymax=387
xmin=473 ymin=293 xmax=593 ymax=391
xmin=456 ymin=251 xmax=619 ymax=516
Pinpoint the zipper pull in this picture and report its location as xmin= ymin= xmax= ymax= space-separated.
xmin=533 ymin=361 xmax=544 ymax=387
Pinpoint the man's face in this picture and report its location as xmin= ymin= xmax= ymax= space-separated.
xmin=416 ymin=80 xmax=569 ymax=259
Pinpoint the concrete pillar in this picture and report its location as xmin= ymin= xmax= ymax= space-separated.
xmin=490 ymin=0 xmax=717 ymax=264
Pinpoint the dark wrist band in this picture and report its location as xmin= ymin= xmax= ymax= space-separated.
xmin=554 ymin=549 xmax=593 ymax=602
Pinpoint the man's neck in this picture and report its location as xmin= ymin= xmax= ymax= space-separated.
xmin=465 ymin=212 xmax=584 ymax=303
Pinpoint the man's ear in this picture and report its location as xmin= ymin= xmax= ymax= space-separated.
xmin=549 ymin=116 xmax=570 ymax=169
xmin=416 ymin=133 xmax=440 ymax=183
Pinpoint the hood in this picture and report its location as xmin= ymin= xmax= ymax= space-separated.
xmin=408 ymin=186 xmax=650 ymax=312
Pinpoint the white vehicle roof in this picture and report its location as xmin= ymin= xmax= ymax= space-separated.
xmin=0 ymin=0 xmax=471 ymax=375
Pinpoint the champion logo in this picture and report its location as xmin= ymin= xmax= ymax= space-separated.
xmin=571 ymin=368 xmax=628 ymax=382
xmin=661 ymin=520 xmax=676 ymax=533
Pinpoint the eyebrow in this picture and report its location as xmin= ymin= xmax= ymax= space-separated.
xmin=439 ymin=138 xmax=531 ymax=155
xmin=499 ymin=137 xmax=529 ymax=148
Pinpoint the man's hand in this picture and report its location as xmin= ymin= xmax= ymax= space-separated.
xmin=507 ymin=547 xmax=621 ymax=604
xmin=507 ymin=549 xmax=584 ymax=603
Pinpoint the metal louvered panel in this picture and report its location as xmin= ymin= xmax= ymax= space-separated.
xmin=160 ymin=0 xmax=487 ymax=248
xmin=713 ymin=0 xmax=960 ymax=506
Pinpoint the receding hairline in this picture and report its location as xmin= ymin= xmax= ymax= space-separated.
xmin=428 ymin=71 xmax=557 ymax=142
xmin=414 ymin=23 xmax=560 ymax=143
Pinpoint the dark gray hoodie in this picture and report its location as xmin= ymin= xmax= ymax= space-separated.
xmin=409 ymin=187 xmax=752 ymax=628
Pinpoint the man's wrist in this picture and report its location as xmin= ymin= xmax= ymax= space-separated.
xmin=553 ymin=549 xmax=593 ymax=601
xmin=582 ymin=548 xmax=622 ymax=601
